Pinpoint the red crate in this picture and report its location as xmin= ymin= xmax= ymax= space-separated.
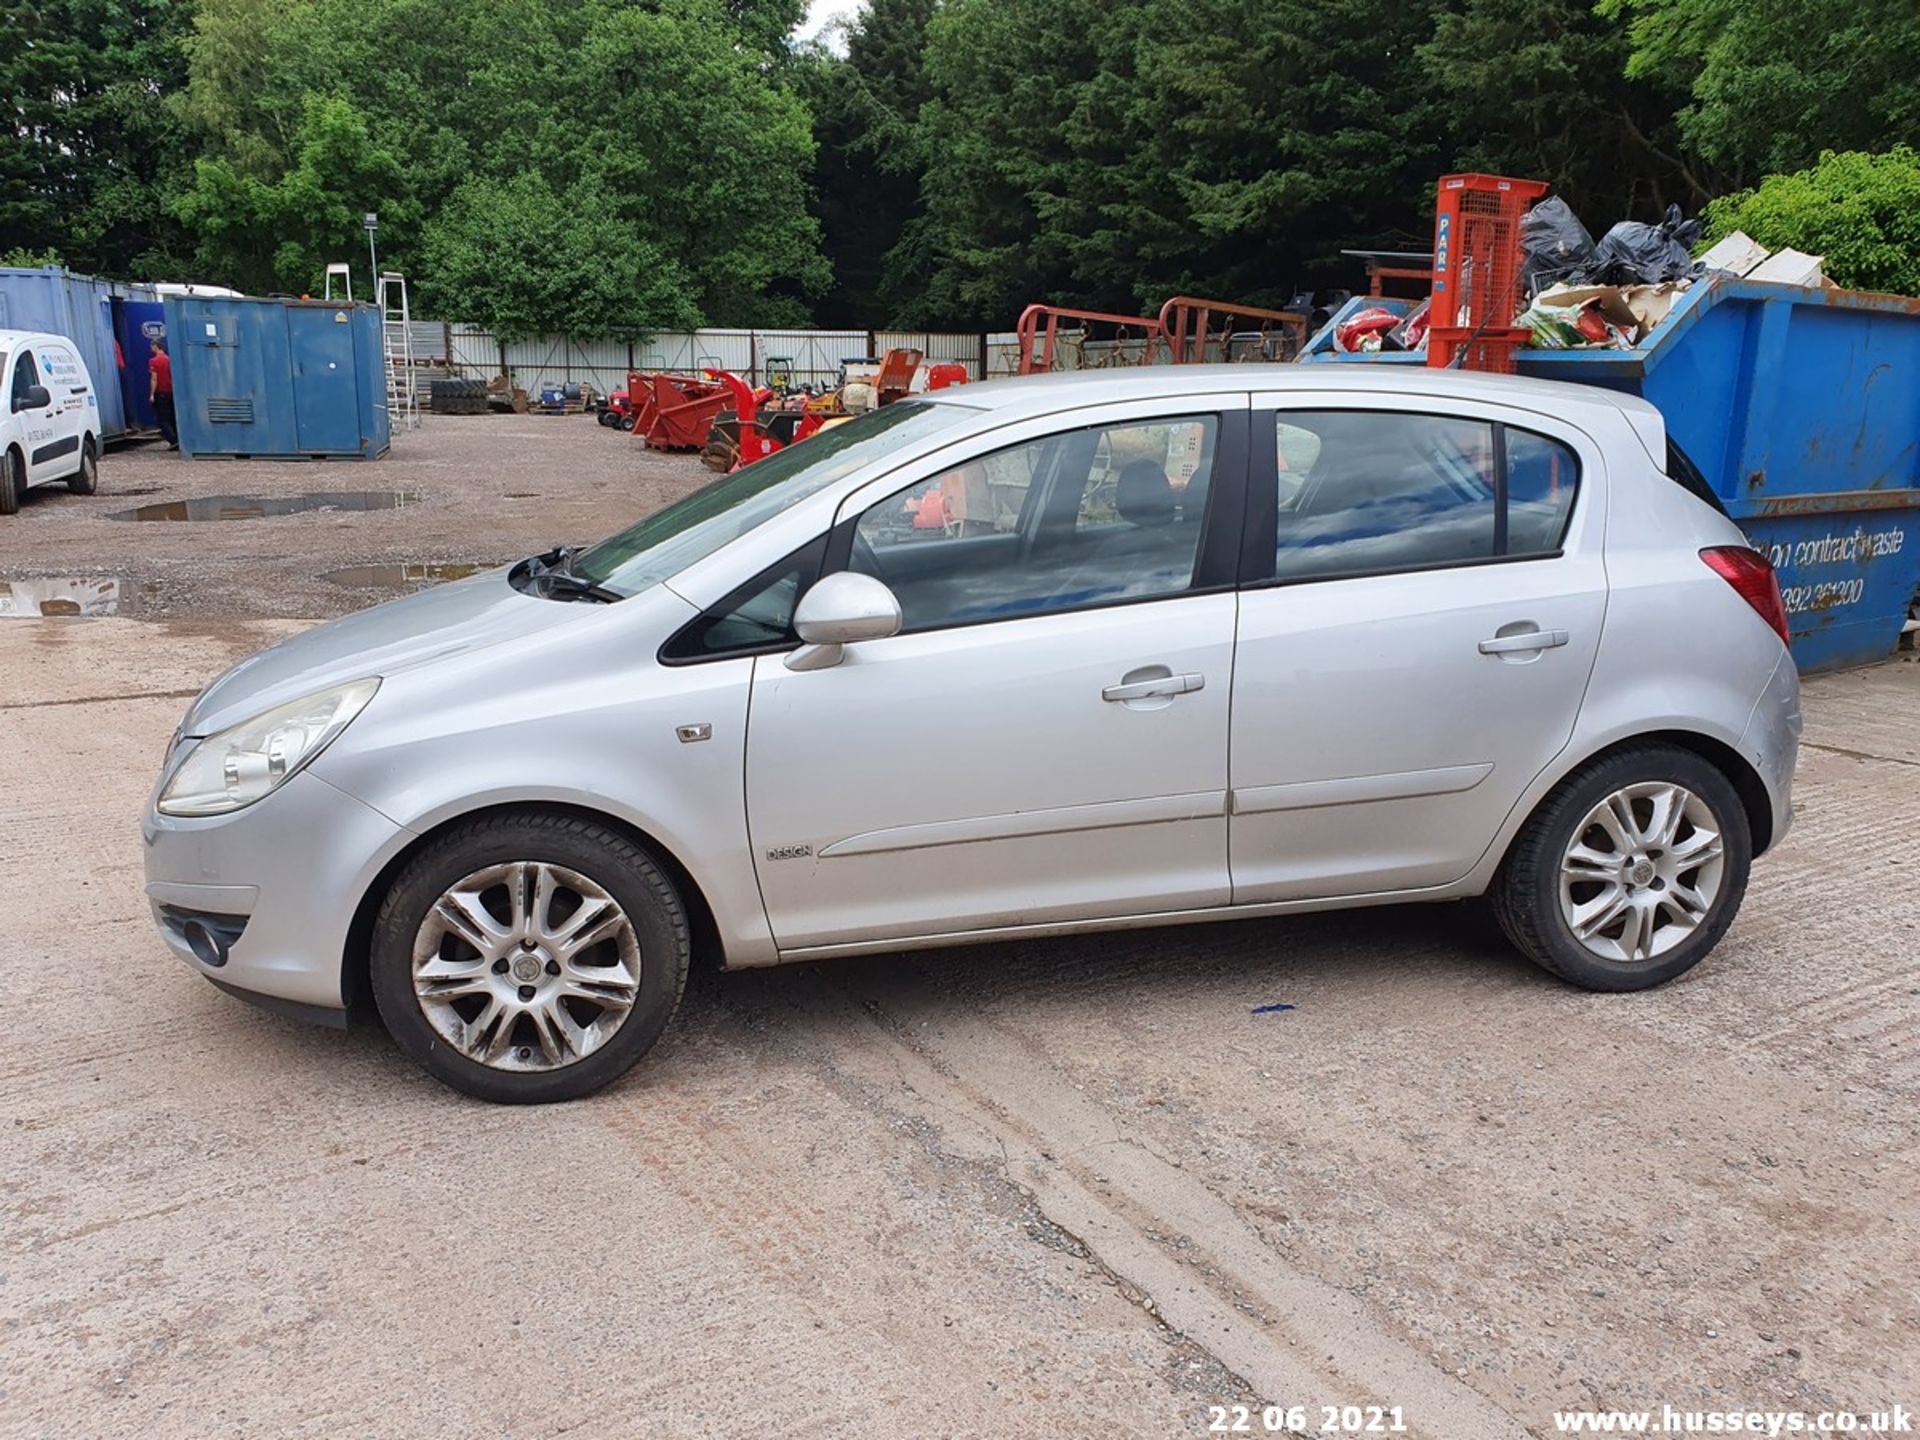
xmin=1427 ymin=173 xmax=1547 ymax=371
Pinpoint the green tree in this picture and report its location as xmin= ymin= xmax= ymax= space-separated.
xmin=1703 ymin=148 xmax=1920 ymax=295
xmin=419 ymin=174 xmax=702 ymax=339
xmin=1601 ymin=0 xmax=1920 ymax=184
xmin=899 ymin=0 xmax=1448 ymax=328
xmin=801 ymin=0 xmax=939 ymax=325
xmin=0 ymin=0 xmax=195 ymax=277
xmin=172 ymin=0 xmax=825 ymax=328
xmin=172 ymin=93 xmax=407 ymax=293
xmin=1421 ymin=0 xmax=1701 ymax=216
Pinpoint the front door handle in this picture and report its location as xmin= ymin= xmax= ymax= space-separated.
xmin=1478 ymin=628 xmax=1569 ymax=655
xmin=1102 ymin=671 xmax=1205 ymax=702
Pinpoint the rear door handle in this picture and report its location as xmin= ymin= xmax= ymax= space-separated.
xmin=1103 ymin=672 xmax=1205 ymax=702
xmin=1478 ymin=628 xmax=1569 ymax=655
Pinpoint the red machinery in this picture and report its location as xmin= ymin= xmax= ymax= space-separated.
xmin=624 ymin=371 xmax=738 ymax=451
xmin=1014 ymin=295 xmax=1309 ymax=375
xmin=1426 ymin=173 xmax=1548 ymax=373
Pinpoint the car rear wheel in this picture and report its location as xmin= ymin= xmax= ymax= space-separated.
xmin=1491 ymin=745 xmax=1751 ymax=991
xmin=0 ymin=448 xmax=20 ymax=515
xmin=370 ymin=811 xmax=690 ymax=1103
xmin=68 ymin=437 xmax=98 ymax=495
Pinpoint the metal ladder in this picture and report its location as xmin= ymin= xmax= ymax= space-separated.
xmin=377 ymin=271 xmax=420 ymax=430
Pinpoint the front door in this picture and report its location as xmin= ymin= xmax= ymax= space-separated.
xmin=744 ymin=402 xmax=1248 ymax=951
xmin=10 ymin=347 xmax=70 ymax=486
xmin=1229 ymin=400 xmax=1608 ymax=902
xmin=288 ymin=306 xmax=360 ymax=454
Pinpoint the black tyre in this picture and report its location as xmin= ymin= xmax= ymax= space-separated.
xmin=1491 ymin=744 xmax=1752 ymax=991
xmin=0 ymin=448 xmax=19 ymax=515
xmin=619 ymin=414 xmax=636 ymax=431
xmin=371 ymin=811 xmax=691 ymax=1103
xmin=67 ymin=437 xmax=99 ymax=495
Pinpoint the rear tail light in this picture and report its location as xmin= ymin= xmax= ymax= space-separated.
xmin=1700 ymin=545 xmax=1790 ymax=646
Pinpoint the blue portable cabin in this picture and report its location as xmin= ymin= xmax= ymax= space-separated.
xmin=1299 ymin=277 xmax=1920 ymax=672
xmin=0 ymin=266 xmax=162 ymax=440
xmin=163 ymin=294 xmax=391 ymax=461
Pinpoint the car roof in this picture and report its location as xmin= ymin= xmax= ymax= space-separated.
xmin=926 ymin=362 xmax=1666 ymax=459
xmin=0 ymin=329 xmax=69 ymax=347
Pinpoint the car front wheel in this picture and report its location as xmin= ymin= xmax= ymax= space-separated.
xmin=68 ymin=437 xmax=98 ymax=495
xmin=1492 ymin=744 xmax=1752 ymax=991
xmin=370 ymin=811 xmax=691 ymax=1102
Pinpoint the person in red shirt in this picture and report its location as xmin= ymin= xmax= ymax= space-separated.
xmin=148 ymin=338 xmax=177 ymax=450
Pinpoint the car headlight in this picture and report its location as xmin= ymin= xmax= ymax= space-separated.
xmin=158 ymin=679 xmax=380 ymax=817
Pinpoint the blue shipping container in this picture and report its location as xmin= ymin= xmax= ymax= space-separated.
xmin=164 ymin=295 xmax=391 ymax=461
xmin=0 ymin=266 xmax=161 ymax=439
xmin=1299 ymin=277 xmax=1920 ymax=672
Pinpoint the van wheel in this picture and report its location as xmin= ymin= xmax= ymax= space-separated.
xmin=0 ymin=449 xmax=20 ymax=515
xmin=370 ymin=811 xmax=691 ymax=1103
xmin=1491 ymin=745 xmax=1751 ymax=991
xmin=68 ymin=438 xmax=98 ymax=495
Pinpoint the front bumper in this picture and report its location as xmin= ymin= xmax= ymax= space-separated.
xmin=143 ymin=768 xmax=412 ymax=1017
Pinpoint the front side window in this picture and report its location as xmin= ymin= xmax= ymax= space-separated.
xmin=11 ymin=350 xmax=40 ymax=411
xmin=850 ymin=415 xmax=1219 ymax=632
xmin=571 ymin=400 xmax=971 ymax=597
xmin=1265 ymin=411 xmax=1579 ymax=582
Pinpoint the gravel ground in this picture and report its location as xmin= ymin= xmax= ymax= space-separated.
xmin=0 ymin=413 xmax=701 ymax=621
xmin=2 ymin=421 xmax=1916 ymax=1438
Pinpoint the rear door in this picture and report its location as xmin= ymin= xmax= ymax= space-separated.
xmin=1228 ymin=396 xmax=1608 ymax=902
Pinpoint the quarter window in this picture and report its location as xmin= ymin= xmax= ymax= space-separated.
xmin=850 ymin=415 xmax=1218 ymax=632
xmin=1266 ymin=411 xmax=1579 ymax=582
xmin=661 ymin=537 xmax=827 ymax=662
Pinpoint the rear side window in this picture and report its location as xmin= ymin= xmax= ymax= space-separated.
xmin=1664 ymin=438 xmax=1727 ymax=516
xmin=1264 ymin=411 xmax=1579 ymax=583
xmin=1271 ymin=411 xmax=1496 ymax=580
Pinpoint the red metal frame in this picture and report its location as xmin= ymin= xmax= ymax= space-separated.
xmin=1156 ymin=296 xmax=1310 ymax=364
xmin=1014 ymin=304 xmax=1167 ymax=375
xmin=1015 ymin=296 xmax=1310 ymax=374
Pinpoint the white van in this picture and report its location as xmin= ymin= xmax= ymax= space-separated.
xmin=1 ymin=329 xmax=103 ymax=515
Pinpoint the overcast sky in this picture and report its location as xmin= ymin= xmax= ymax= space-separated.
xmin=797 ymin=0 xmax=864 ymax=51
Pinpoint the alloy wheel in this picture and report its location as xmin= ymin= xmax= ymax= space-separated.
xmin=411 ymin=860 xmax=641 ymax=1071
xmin=1558 ymin=782 xmax=1726 ymax=963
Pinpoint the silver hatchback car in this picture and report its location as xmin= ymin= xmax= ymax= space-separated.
xmin=144 ymin=366 xmax=1801 ymax=1102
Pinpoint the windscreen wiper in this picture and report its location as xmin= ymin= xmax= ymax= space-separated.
xmin=520 ymin=545 xmax=624 ymax=604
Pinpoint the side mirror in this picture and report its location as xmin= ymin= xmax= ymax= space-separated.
xmin=785 ymin=571 xmax=902 ymax=671
xmin=16 ymin=384 xmax=51 ymax=412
